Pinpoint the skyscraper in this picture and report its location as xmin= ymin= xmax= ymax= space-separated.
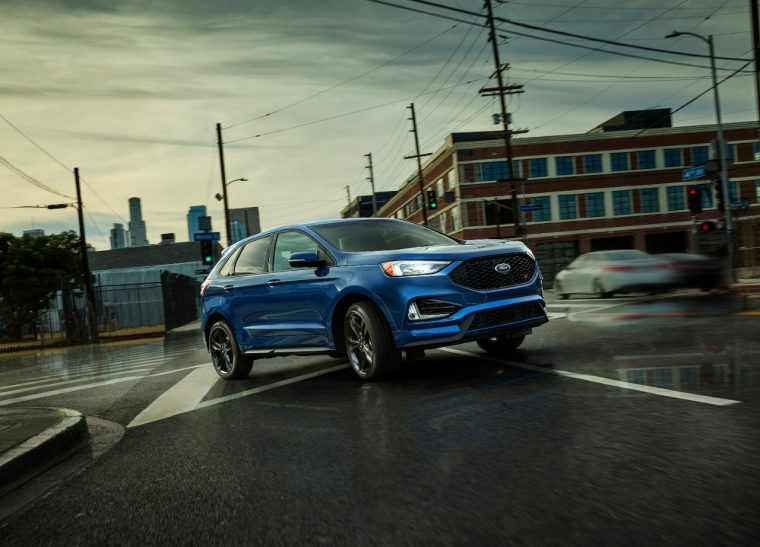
xmin=228 ymin=206 xmax=261 ymax=244
xmin=128 ymin=197 xmax=148 ymax=247
xmin=110 ymin=223 xmax=126 ymax=249
xmin=187 ymin=205 xmax=207 ymax=241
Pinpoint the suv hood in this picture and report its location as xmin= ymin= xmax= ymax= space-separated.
xmin=343 ymin=240 xmax=531 ymax=266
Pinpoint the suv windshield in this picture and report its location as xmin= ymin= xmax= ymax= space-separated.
xmin=311 ymin=220 xmax=459 ymax=252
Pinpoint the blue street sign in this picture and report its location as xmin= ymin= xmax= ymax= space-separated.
xmin=194 ymin=231 xmax=221 ymax=241
xmin=731 ymin=201 xmax=749 ymax=211
xmin=682 ymin=165 xmax=707 ymax=181
xmin=519 ymin=204 xmax=543 ymax=212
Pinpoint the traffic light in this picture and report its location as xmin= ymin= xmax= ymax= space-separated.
xmin=714 ymin=179 xmax=724 ymax=213
xmin=700 ymin=220 xmax=717 ymax=233
xmin=687 ymin=186 xmax=702 ymax=214
xmin=200 ymin=240 xmax=215 ymax=265
xmin=427 ymin=189 xmax=438 ymax=210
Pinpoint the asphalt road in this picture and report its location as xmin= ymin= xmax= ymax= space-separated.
xmin=1 ymin=291 xmax=759 ymax=545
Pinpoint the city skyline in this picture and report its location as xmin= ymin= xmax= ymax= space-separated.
xmin=0 ymin=0 xmax=754 ymax=250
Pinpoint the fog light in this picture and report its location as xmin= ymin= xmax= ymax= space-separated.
xmin=407 ymin=299 xmax=462 ymax=321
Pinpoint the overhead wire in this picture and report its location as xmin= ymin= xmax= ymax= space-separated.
xmin=222 ymin=23 xmax=461 ymax=131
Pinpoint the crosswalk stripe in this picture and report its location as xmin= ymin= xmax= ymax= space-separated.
xmin=0 ymin=367 xmax=154 ymax=397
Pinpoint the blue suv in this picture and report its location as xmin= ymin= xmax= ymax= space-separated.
xmin=200 ymin=218 xmax=547 ymax=381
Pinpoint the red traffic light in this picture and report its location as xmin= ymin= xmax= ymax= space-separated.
xmin=700 ymin=220 xmax=717 ymax=233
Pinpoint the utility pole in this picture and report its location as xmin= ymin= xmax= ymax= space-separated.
xmin=404 ymin=103 xmax=432 ymax=226
xmin=345 ymin=185 xmax=352 ymax=207
xmin=365 ymin=153 xmax=377 ymax=216
xmin=216 ymin=122 xmax=232 ymax=247
xmin=480 ymin=0 xmax=527 ymax=238
xmin=74 ymin=167 xmax=99 ymax=342
xmin=751 ymin=0 xmax=760 ymax=125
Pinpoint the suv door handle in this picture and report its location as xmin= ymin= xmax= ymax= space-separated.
xmin=223 ymin=285 xmax=235 ymax=292
xmin=267 ymin=279 xmax=281 ymax=287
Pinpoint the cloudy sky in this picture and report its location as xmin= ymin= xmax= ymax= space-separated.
xmin=0 ymin=0 xmax=754 ymax=249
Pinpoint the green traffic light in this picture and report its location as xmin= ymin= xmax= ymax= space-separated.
xmin=204 ymin=256 xmax=213 ymax=264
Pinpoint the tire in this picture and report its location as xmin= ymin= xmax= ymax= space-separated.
xmin=593 ymin=280 xmax=612 ymax=299
xmin=554 ymin=280 xmax=569 ymax=300
xmin=477 ymin=334 xmax=525 ymax=355
xmin=344 ymin=301 xmax=401 ymax=380
xmin=208 ymin=320 xmax=253 ymax=380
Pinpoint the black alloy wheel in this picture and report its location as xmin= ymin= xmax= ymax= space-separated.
xmin=593 ymin=279 xmax=612 ymax=299
xmin=344 ymin=301 xmax=401 ymax=380
xmin=208 ymin=320 xmax=253 ymax=380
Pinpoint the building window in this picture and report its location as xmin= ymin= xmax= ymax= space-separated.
xmin=532 ymin=196 xmax=551 ymax=222
xmin=729 ymin=180 xmax=738 ymax=203
xmin=692 ymin=146 xmax=709 ymax=165
xmin=664 ymin=148 xmax=682 ymax=168
xmin=416 ymin=194 xmax=423 ymax=209
xmin=639 ymin=188 xmax=659 ymax=213
xmin=724 ymin=143 xmax=735 ymax=162
xmin=529 ymin=158 xmax=548 ymax=177
xmin=478 ymin=160 xmax=519 ymax=181
xmin=612 ymin=190 xmax=631 ymax=215
xmin=754 ymin=143 xmax=760 ymax=161
xmin=559 ymin=194 xmax=577 ymax=220
xmin=667 ymin=186 xmax=685 ymax=211
xmin=586 ymin=192 xmax=605 ymax=217
xmin=637 ymin=150 xmax=656 ymax=169
xmin=555 ymin=156 xmax=574 ymax=176
xmin=611 ymin=152 xmax=629 ymax=171
xmin=583 ymin=154 xmax=602 ymax=174
xmin=699 ymin=184 xmax=713 ymax=209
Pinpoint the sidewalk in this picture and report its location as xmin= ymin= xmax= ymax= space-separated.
xmin=0 ymin=407 xmax=89 ymax=497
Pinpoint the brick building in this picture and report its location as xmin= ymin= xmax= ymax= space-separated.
xmin=376 ymin=116 xmax=760 ymax=282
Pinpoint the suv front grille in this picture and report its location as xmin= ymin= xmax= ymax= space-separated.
xmin=469 ymin=302 xmax=545 ymax=330
xmin=449 ymin=253 xmax=536 ymax=291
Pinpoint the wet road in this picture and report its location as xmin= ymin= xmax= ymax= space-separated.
xmin=1 ymin=291 xmax=759 ymax=545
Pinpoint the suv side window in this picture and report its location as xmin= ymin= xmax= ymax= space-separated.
xmin=272 ymin=231 xmax=320 ymax=272
xmin=218 ymin=247 xmax=242 ymax=277
xmin=233 ymin=236 xmax=272 ymax=275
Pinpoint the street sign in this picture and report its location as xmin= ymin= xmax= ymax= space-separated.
xmin=193 ymin=231 xmax=220 ymax=242
xmin=682 ymin=165 xmax=706 ymax=181
xmin=519 ymin=204 xmax=543 ymax=212
xmin=731 ymin=201 xmax=750 ymax=211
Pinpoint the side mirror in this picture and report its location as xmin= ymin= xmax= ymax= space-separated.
xmin=288 ymin=251 xmax=325 ymax=269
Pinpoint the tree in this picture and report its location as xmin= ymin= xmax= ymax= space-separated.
xmin=0 ymin=231 xmax=83 ymax=339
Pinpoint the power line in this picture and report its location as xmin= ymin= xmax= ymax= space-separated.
xmin=0 ymin=154 xmax=75 ymax=200
xmin=379 ymin=0 xmax=751 ymax=62
xmin=222 ymin=24 xmax=460 ymax=131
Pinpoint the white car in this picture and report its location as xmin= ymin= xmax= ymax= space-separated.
xmin=553 ymin=250 xmax=678 ymax=299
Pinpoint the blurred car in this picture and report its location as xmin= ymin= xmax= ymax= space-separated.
xmin=655 ymin=253 xmax=724 ymax=290
xmin=553 ymin=249 xmax=678 ymax=299
xmin=200 ymin=218 xmax=548 ymax=381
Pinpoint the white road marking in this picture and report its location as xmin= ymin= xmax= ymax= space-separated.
xmin=0 ymin=367 xmax=154 ymax=396
xmin=128 ymin=365 xmax=220 ymax=428
xmin=0 ymin=362 xmax=157 ymax=392
xmin=196 ymin=364 xmax=351 ymax=409
xmin=547 ymin=312 xmax=567 ymax=320
xmin=0 ymin=375 xmax=147 ymax=406
xmin=149 ymin=363 xmax=207 ymax=377
xmin=441 ymin=348 xmax=742 ymax=407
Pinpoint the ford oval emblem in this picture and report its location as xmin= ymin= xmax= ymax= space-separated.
xmin=494 ymin=263 xmax=511 ymax=274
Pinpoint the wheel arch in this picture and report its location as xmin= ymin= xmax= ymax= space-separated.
xmin=203 ymin=311 xmax=229 ymax=349
xmin=330 ymin=291 xmax=393 ymax=355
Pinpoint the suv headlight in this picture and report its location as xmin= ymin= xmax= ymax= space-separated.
xmin=381 ymin=260 xmax=451 ymax=277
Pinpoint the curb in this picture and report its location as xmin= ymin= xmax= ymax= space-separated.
xmin=0 ymin=408 xmax=90 ymax=497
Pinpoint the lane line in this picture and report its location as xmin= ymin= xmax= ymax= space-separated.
xmin=441 ymin=348 xmax=742 ymax=407
xmin=0 ymin=375 xmax=147 ymax=406
xmin=0 ymin=367 xmax=154 ymax=396
xmin=128 ymin=366 xmax=220 ymax=428
xmin=149 ymin=363 xmax=208 ymax=377
xmin=0 ymin=362 xmax=159 ymax=392
xmin=196 ymin=364 xmax=351 ymax=409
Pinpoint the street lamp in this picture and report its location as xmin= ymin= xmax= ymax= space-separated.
xmin=215 ymin=177 xmax=248 ymax=246
xmin=666 ymin=31 xmax=735 ymax=280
